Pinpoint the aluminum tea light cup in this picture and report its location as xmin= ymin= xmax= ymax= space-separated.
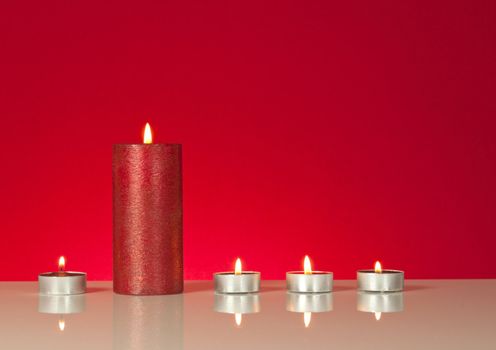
xmin=39 ymin=257 xmax=87 ymax=295
xmin=214 ymin=258 xmax=260 ymax=294
xmin=357 ymin=261 xmax=404 ymax=292
xmin=286 ymin=256 xmax=333 ymax=293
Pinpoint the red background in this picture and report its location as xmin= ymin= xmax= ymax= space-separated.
xmin=1 ymin=1 xmax=495 ymax=280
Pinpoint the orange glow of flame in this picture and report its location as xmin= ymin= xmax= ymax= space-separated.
xmin=374 ymin=312 xmax=382 ymax=321
xmin=304 ymin=255 xmax=312 ymax=275
xmin=58 ymin=318 xmax=65 ymax=331
xmin=235 ymin=313 xmax=242 ymax=326
xmin=234 ymin=258 xmax=242 ymax=275
xmin=58 ymin=256 xmax=65 ymax=272
xmin=374 ymin=261 xmax=382 ymax=273
xmin=304 ymin=312 xmax=312 ymax=328
xmin=143 ymin=123 xmax=152 ymax=144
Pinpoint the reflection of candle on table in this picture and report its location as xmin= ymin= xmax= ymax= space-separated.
xmin=357 ymin=261 xmax=404 ymax=292
xmin=235 ymin=313 xmax=242 ymax=326
xmin=38 ymin=293 xmax=86 ymax=314
xmin=38 ymin=256 xmax=86 ymax=295
xmin=214 ymin=293 xmax=260 ymax=327
xmin=357 ymin=291 xmax=404 ymax=321
xmin=214 ymin=258 xmax=260 ymax=294
xmin=113 ymin=293 xmax=183 ymax=350
xmin=113 ymin=123 xmax=183 ymax=295
xmin=286 ymin=292 xmax=333 ymax=328
xmin=304 ymin=312 xmax=311 ymax=328
xmin=286 ymin=256 xmax=333 ymax=293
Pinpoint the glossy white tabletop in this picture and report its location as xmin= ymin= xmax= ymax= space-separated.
xmin=1 ymin=280 xmax=495 ymax=349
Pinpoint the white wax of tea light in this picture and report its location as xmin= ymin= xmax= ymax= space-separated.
xmin=357 ymin=261 xmax=404 ymax=292
xmin=286 ymin=256 xmax=333 ymax=293
xmin=38 ymin=256 xmax=87 ymax=295
xmin=214 ymin=258 xmax=260 ymax=294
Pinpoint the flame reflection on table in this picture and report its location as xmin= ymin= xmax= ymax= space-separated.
xmin=286 ymin=292 xmax=333 ymax=328
xmin=357 ymin=291 xmax=404 ymax=321
xmin=214 ymin=293 xmax=260 ymax=327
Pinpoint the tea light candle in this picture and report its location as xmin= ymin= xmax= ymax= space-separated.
xmin=39 ymin=257 xmax=87 ymax=295
xmin=214 ymin=258 xmax=260 ymax=294
xmin=357 ymin=261 xmax=404 ymax=292
xmin=286 ymin=256 xmax=333 ymax=293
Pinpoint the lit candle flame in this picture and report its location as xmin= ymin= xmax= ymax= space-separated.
xmin=304 ymin=312 xmax=312 ymax=327
xmin=304 ymin=255 xmax=312 ymax=275
xmin=374 ymin=312 xmax=382 ymax=321
xmin=234 ymin=258 xmax=242 ymax=275
xmin=58 ymin=256 xmax=65 ymax=272
xmin=235 ymin=313 xmax=242 ymax=326
xmin=58 ymin=317 xmax=65 ymax=331
xmin=375 ymin=261 xmax=382 ymax=273
xmin=143 ymin=123 xmax=152 ymax=144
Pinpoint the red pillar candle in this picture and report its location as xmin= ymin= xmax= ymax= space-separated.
xmin=113 ymin=123 xmax=183 ymax=295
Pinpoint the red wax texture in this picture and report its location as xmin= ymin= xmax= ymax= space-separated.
xmin=113 ymin=144 xmax=183 ymax=295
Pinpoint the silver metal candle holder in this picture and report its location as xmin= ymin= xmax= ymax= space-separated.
xmin=357 ymin=270 xmax=404 ymax=292
xmin=38 ymin=272 xmax=87 ymax=295
xmin=286 ymin=272 xmax=333 ymax=293
xmin=214 ymin=272 xmax=260 ymax=294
